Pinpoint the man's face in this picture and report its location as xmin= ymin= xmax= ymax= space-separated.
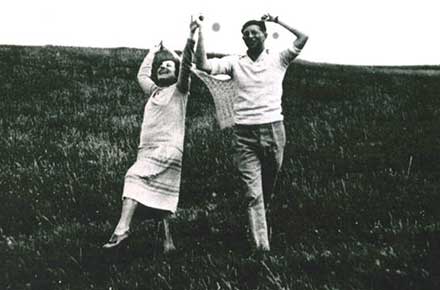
xmin=242 ymin=24 xmax=267 ymax=50
xmin=157 ymin=60 xmax=177 ymax=81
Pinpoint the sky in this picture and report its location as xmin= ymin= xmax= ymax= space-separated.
xmin=1 ymin=0 xmax=440 ymax=65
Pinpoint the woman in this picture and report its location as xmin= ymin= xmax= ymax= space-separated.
xmin=103 ymin=18 xmax=199 ymax=252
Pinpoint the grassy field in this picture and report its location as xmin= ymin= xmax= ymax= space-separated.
xmin=1 ymin=44 xmax=439 ymax=290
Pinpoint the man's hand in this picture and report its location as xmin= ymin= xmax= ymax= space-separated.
xmin=190 ymin=16 xmax=198 ymax=34
xmin=261 ymin=13 xmax=278 ymax=23
xmin=262 ymin=13 xmax=308 ymax=50
xmin=190 ymin=15 xmax=204 ymax=35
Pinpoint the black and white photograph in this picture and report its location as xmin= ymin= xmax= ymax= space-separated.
xmin=1 ymin=0 xmax=439 ymax=289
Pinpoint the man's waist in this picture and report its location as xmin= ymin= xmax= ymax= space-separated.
xmin=234 ymin=119 xmax=283 ymax=128
xmin=234 ymin=109 xmax=283 ymax=125
xmin=234 ymin=114 xmax=284 ymax=126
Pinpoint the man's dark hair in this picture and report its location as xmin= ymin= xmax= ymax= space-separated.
xmin=151 ymin=49 xmax=180 ymax=85
xmin=241 ymin=20 xmax=267 ymax=34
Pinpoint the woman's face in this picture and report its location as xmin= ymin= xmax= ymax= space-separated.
xmin=157 ymin=60 xmax=177 ymax=81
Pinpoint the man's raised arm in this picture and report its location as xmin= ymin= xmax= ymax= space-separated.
xmin=194 ymin=17 xmax=212 ymax=74
xmin=262 ymin=13 xmax=309 ymax=52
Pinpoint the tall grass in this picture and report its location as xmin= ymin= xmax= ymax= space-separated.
xmin=1 ymin=45 xmax=439 ymax=289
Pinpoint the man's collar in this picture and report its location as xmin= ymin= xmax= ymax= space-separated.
xmin=241 ymin=49 xmax=269 ymax=61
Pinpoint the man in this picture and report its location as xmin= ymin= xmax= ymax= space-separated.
xmin=194 ymin=13 xmax=308 ymax=251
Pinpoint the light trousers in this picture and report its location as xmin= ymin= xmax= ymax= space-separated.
xmin=232 ymin=121 xmax=286 ymax=250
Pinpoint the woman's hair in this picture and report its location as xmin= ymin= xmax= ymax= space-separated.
xmin=151 ymin=49 xmax=181 ymax=86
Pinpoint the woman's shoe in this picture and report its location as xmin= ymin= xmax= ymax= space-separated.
xmin=102 ymin=231 xmax=130 ymax=249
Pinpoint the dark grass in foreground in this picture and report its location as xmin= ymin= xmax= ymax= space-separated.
xmin=0 ymin=45 xmax=440 ymax=289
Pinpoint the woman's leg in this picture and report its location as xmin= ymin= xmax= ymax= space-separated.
xmin=162 ymin=216 xmax=176 ymax=253
xmin=103 ymin=198 xmax=138 ymax=248
xmin=113 ymin=197 xmax=138 ymax=235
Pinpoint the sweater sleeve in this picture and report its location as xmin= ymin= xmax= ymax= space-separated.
xmin=137 ymin=49 xmax=158 ymax=96
xmin=176 ymin=39 xmax=196 ymax=94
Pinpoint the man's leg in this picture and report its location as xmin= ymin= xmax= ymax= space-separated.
xmin=233 ymin=126 xmax=270 ymax=251
xmin=261 ymin=122 xmax=286 ymax=200
xmin=260 ymin=122 xmax=286 ymax=241
xmin=247 ymin=194 xmax=270 ymax=251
